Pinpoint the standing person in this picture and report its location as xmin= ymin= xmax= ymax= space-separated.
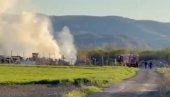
xmin=149 ymin=61 xmax=153 ymax=69
xmin=144 ymin=61 xmax=147 ymax=69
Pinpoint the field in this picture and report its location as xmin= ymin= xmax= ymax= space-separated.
xmin=0 ymin=64 xmax=139 ymax=97
xmin=0 ymin=64 xmax=138 ymax=86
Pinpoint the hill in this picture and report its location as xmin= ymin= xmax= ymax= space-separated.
xmin=50 ymin=15 xmax=170 ymax=50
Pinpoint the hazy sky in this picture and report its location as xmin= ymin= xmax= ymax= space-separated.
xmin=30 ymin=0 xmax=170 ymax=22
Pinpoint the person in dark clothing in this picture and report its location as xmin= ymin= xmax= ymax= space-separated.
xmin=149 ymin=61 xmax=153 ymax=69
xmin=144 ymin=61 xmax=147 ymax=69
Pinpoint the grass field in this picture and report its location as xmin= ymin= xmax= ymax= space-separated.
xmin=0 ymin=64 xmax=138 ymax=86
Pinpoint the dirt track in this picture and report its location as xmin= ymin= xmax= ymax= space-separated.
xmin=88 ymin=69 xmax=162 ymax=97
xmin=0 ymin=84 xmax=76 ymax=97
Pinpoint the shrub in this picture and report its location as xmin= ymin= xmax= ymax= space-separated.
xmin=62 ymin=90 xmax=86 ymax=97
xmin=83 ymin=86 xmax=102 ymax=94
xmin=61 ymin=86 xmax=101 ymax=97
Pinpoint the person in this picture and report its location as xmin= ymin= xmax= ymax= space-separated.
xmin=144 ymin=61 xmax=147 ymax=69
xmin=149 ymin=61 xmax=153 ymax=69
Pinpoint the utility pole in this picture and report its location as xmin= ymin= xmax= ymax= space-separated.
xmin=94 ymin=58 xmax=96 ymax=65
xmin=102 ymin=56 xmax=104 ymax=66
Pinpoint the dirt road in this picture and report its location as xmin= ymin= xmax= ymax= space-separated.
xmin=88 ymin=69 xmax=162 ymax=97
xmin=0 ymin=84 xmax=76 ymax=97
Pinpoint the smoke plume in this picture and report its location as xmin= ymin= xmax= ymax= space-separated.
xmin=0 ymin=0 xmax=77 ymax=64
xmin=58 ymin=26 xmax=77 ymax=64
xmin=0 ymin=0 xmax=13 ymax=13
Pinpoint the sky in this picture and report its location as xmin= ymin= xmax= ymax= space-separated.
xmin=30 ymin=0 xmax=170 ymax=22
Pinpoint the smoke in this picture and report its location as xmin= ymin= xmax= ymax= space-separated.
xmin=58 ymin=26 xmax=77 ymax=64
xmin=0 ymin=0 xmax=13 ymax=13
xmin=0 ymin=0 xmax=77 ymax=64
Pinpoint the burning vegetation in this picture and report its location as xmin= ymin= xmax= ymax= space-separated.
xmin=0 ymin=0 xmax=77 ymax=64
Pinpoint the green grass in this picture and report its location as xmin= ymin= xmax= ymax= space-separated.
xmin=62 ymin=86 xmax=101 ymax=97
xmin=62 ymin=90 xmax=86 ymax=97
xmin=83 ymin=86 xmax=102 ymax=94
xmin=0 ymin=64 xmax=138 ymax=85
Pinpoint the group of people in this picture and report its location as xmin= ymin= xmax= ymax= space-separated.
xmin=144 ymin=61 xmax=153 ymax=69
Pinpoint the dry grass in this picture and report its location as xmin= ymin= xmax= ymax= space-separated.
xmin=159 ymin=68 xmax=170 ymax=97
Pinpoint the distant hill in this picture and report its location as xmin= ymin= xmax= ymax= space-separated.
xmin=50 ymin=15 xmax=170 ymax=50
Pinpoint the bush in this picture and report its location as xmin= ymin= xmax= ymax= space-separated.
xmin=62 ymin=91 xmax=86 ymax=97
xmin=83 ymin=86 xmax=102 ymax=94
xmin=62 ymin=86 xmax=101 ymax=97
xmin=74 ymin=78 xmax=91 ymax=86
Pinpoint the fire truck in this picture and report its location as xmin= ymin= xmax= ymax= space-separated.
xmin=117 ymin=54 xmax=139 ymax=67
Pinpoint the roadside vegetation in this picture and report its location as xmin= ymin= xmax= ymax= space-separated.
xmin=78 ymin=47 xmax=170 ymax=62
xmin=78 ymin=47 xmax=170 ymax=56
xmin=159 ymin=68 xmax=170 ymax=97
xmin=62 ymin=86 xmax=102 ymax=97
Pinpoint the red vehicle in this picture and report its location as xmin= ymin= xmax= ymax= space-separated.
xmin=117 ymin=54 xmax=139 ymax=67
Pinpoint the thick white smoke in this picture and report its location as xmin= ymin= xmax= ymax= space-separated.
xmin=0 ymin=0 xmax=13 ymax=13
xmin=58 ymin=26 xmax=77 ymax=64
xmin=0 ymin=0 xmax=77 ymax=64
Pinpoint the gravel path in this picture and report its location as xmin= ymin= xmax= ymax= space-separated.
xmin=88 ymin=69 xmax=162 ymax=97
